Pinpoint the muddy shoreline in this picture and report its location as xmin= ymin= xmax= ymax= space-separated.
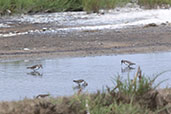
xmin=0 ymin=25 xmax=171 ymax=60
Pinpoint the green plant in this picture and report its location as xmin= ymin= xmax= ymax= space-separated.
xmin=0 ymin=0 xmax=11 ymax=13
xmin=112 ymin=69 xmax=167 ymax=97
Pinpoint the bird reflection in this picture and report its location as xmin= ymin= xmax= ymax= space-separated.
xmin=121 ymin=66 xmax=135 ymax=73
xmin=27 ymin=71 xmax=43 ymax=77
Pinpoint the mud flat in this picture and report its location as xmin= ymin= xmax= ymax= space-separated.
xmin=0 ymin=24 xmax=171 ymax=60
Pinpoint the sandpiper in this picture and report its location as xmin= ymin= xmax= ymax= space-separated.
xmin=121 ymin=60 xmax=136 ymax=67
xmin=36 ymin=94 xmax=50 ymax=99
xmin=27 ymin=64 xmax=43 ymax=71
xmin=73 ymin=79 xmax=84 ymax=86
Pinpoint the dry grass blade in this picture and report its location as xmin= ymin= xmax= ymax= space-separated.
xmin=132 ymin=66 xmax=141 ymax=85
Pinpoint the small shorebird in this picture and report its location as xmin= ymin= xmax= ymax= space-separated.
xmin=121 ymin=60 xmax=136 ymax=67
xmin=27 ymin=64 xmax=43 ymax=71
xmin=36 ymin=94 xmax=50 ymax=99
xmin=73 ymin=79 xmax=84 ymax=86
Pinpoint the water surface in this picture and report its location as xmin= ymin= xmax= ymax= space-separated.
xmin=0 ymin=52 xmax=171 ymax=101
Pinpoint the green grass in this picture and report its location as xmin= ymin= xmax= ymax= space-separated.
xmin=0 ymin=0 xmax=171 ymax=15
xmin=112 ymin=72 xmax=167 ymax=97
xmin=0 ymin=0 xmax=83 ymax=14
xmin=82 ymin=0 xmax=131 ymax=13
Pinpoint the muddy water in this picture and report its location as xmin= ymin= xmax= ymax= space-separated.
xmin=0 ymin=52 xmax=171 ymax=101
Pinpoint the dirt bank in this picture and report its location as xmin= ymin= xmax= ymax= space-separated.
xmin=0 ymin=24 xmax=171 ymax=60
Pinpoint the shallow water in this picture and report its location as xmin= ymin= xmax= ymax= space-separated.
xmin=0 ymin=52 xmax=171 ymax=101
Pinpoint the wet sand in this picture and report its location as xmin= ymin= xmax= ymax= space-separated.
xmin=0 ymin=24 xmax=171 ymax=60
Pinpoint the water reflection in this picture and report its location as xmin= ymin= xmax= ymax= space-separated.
xmin=121 ymin=66 xmax=135 ymax=73
xmin=73 ymin=84 xmax=88 ymax=91
xmin=0 ymin=52 xmax=171 ymax=101
xmin=27 ymin=71 xmax=43 ymax=77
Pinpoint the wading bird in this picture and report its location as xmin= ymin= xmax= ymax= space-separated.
xmin=27 ymin=64 xmax=43 ymax=71
xmin=121 ymin=60 xmax=136 ymax=67
xmin=73 ymin=79 xmax=84 ymax=86
xmin=36 ymin=94 xmax=50 ymax=99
